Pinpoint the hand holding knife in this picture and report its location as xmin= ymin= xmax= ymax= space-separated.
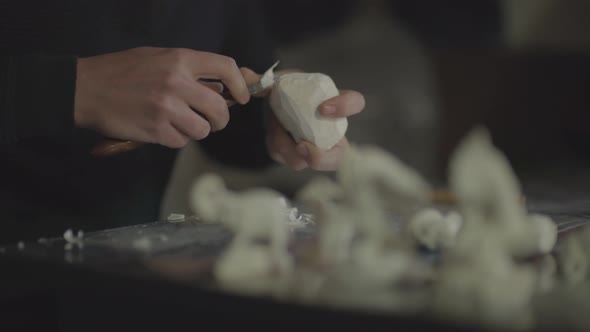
xmin=91 ymin=61 xmax=279 ymax=157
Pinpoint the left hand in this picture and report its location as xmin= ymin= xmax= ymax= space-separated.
xmin=240 ymin=67 xmax=365 ymax=171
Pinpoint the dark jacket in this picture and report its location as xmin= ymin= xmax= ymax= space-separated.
xmin=0 ymin=0 xmax=275 ymax=243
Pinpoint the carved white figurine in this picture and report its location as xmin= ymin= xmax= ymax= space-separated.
xmin=296 ymin=177 xmax=355 ymax=266
xmin=535 ymin=255 xmax=557 ymax=293
xmin=508 ymin=214 xmax=558 ymax=259
xmin=577 ymin=224 xmax=590 ymax=263
xmin=349 ymin=240 xmax=430 ymax=287
xmin=449 ymin=127 xmax=526 ymax=229
xmin=190 ymin=174 xmax=292 ymax=286
xmin=432 ymin=238 xmax=536 ymax=331
xmin=556 ymin=234 xmax=588 ymax=284
xmin=270 ymin=73 xmax=347 ymax=150
xmin=409 ymin=208 xmax=463 ymax=251
xmin=448 ymin=127 xmax=558 ymax=258
xmin=337 ymin=145 xmax=431 ymax=248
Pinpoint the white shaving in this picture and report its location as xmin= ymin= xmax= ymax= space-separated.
xmin=285 ymin=207 xmax=314 ymax=231
xmin=17 ymin=241 xmax=25 ymax=250
xmin=64 ymin=228 xmax=84 ymax=251
xmin=260 ymin=60 xmax=280 ymax=89
xmin=167 ymin=213 xmax=186 ymax=223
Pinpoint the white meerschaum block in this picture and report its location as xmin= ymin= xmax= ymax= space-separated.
xmin=270 ymin=73 xmax=347 ymax=150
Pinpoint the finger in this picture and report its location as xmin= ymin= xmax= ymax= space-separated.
xmin=177 ymin=77 xmax=230 ymax=132
xmin=169 ymin=101 xmax=212 ymax=141
xmin=319 ymin=90 xmax=366 ymax=117
xmin=199 ymin=81 xmax=224 ymax=94
xmin=296 ymin=138 xmax=350 ymax=171
xmin=183 ymin=50 xmax=250 ymax=104
xmin=240 ymin=67 xmax=261 ymax=85
xmin=240 ymin=67 xmax=270 ymax=97
xmin=266 ymin=136 xmax=286 ymax=165
xmin=267 ymin=115 xmax=308 ymax=170
xmin=160 ymin=123 xmax=190 ymax=149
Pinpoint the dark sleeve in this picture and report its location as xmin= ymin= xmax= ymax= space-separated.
xmin=0 ymin=55 xmax=77 ymax=142
xmin=197 ymin=0 xmax=276 ymax=170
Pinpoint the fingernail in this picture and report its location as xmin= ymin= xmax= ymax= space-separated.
xmin=321 ymin=104 xmax=336 ymax=115
xmin=296 ymin=144 xmax=308 ymax=157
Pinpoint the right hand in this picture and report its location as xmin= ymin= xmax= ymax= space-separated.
xmin=74 ymin=47 xmax=250 ymax=148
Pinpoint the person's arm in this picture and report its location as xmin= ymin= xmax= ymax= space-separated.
xmin=0 ymin=55 xmax=77 ymax=142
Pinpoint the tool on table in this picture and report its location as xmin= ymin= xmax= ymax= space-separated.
xmin=91 ymin=61 xmax=280 ymax=157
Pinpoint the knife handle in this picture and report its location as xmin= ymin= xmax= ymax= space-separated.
xmin=91 ymin=139 xmax=146 ymax=157
xmin=91 ymin=98 xmax=238 ymax=157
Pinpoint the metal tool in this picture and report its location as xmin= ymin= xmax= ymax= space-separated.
xmin=91 ymin=61 xmax=279 ymax=157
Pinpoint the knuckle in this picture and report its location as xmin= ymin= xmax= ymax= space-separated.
xmin=152 ymin=123 xmax=169 ymax=143
xmin=161 ymin=70 xmax=181 ymax=89
xmin=205 ymin=94 xmax=230 ymax=130
xmin=193 ymin=122 xmax=211 ymax=140
xmin=150 ymin=94 xmax=174 ymax=115
xmin=221 ymin=56 xmax=238 ymax=70
xmin=215 ymin=107 xmax=230 ymax=130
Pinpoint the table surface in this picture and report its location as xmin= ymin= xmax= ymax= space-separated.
xmin=3 ymin=168 xmax=590 ymax=332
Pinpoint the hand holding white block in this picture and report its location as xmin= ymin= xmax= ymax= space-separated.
xmin=270 ymin=73 xmax=347 ymax=150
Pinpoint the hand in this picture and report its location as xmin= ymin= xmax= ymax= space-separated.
xmin=74 ymin=47 xmax=250 ymax=148
xmin=241 ymin=67 xmax=365 ymax=171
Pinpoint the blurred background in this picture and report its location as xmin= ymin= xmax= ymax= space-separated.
xmin=161 ymin=0 xmax=590 ymax=217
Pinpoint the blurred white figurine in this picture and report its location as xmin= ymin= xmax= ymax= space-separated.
xmin=449 ymin=127 xmax=525 ymax=229
xmin=432 ymin=237 xmax=536 ymax=331
xmin=448 ymin=127 xmax=557 ymax=259
xmin=409 ymin=208 xmax=463 ymax=251
xmin=337 ymin=145 xmax=431 ymax=248
xmin=556 ymin=234 xmax=588 ymax=284
xmin=296 ymin=176 xmax=355 ymax=266
xmin=191 ymin=174 xmax=293 ymax=285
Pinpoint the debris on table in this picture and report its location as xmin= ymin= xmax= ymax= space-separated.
xmin=63 ymin=229 xmax=84 ymax=250
xmin=166 ymin=213 xmax=186 ymax=223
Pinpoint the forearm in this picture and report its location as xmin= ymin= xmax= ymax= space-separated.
xmin=0 ymin=55 xmax=77 ymax=142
